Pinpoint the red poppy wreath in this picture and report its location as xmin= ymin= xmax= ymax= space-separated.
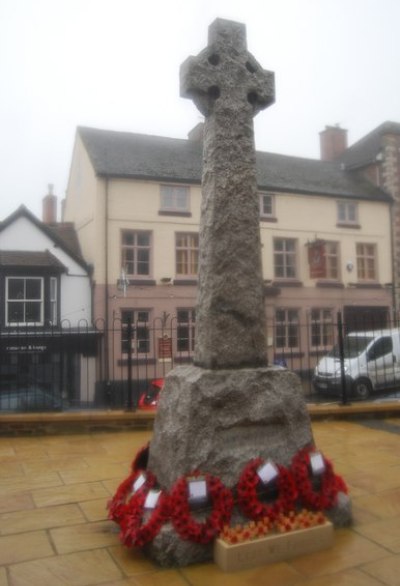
xmin=170 ymin=472 xmax=234 ymax=544
xmin=118 ymin=473 xmax=170 ymax=548
xmin=237 ymin=458 xmax=298 ymax=522
xmin=291 ymin=447 xmax=348 ymax=510
xmin=107 ymin=470 xmax=148 ymax=524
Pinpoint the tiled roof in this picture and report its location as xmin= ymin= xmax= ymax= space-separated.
xmin=46 ymin=223 xmax=84 ymax=260
xmin=0 ymin=250 xmax=66 ymax=269
xmin=0 ymin=206 xmax=88 ymax=270
xmin=78 ymin=126 xmax=391 ymax=202
xmin=339 ymin=121 xmax=400 ymax=169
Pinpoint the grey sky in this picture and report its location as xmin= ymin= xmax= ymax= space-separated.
xmin=0 ymin=0 xmax=399 ymax=221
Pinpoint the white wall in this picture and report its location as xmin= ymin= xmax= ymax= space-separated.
xmin=0 ymin=214 xmax=92 ymax=326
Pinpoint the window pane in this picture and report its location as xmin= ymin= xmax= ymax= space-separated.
xmin=25 ymin=302 xmax=41 ymax=322
xmin=8 ymin=279 xmax=24 ymax=299
xmin=137 ymin=249 xmax=150 ymax=274
xmin=122 ymin=232 xmax=134 ymax=245
xmin=8 ymin=302 xmax=23 ymax=322
xmin=28 ymin=278 xmax=41 ymax=298
xmin=137 ymin=232 xmax=150 ymax=246
xmin=177 ymin=325 xmax=189 ymax=351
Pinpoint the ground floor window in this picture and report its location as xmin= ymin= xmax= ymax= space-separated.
xmin=310 ymin=308 xmax=334 ymax=348
xmin=275 ymin=308 xmax=300 ymax=350
xmin=121 ymin=309 xmax=151 ymax=355
xmin=176 ymin=308 xmax=196 ymax=353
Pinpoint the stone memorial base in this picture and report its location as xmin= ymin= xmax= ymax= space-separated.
xmin=144 ymin=365 xmax=352 ymax=566
xmin=148 ymin=365 xmax=313 ymax=490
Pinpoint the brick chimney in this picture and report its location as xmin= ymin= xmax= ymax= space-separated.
xmin=42 ymin=184 xmax=57 ymax=223
xmin=319 ymin=125 xmax=348 ymax=161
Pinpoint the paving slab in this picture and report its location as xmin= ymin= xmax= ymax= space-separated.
xmin=0 ymin=420 xmax=398 ymax=585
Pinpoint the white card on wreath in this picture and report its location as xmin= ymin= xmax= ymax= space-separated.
xmin=257 ymin=461 xmax=278 ymax=484
xmin=132 ymin=473 xmax=146 ymax=493
xmin=144 ymin=490 xmax=161 ymax=509
xmin=188 ymin=479 xmax=207 ymax=502
xmin=310 ymin=452 xmax=326 ymax=475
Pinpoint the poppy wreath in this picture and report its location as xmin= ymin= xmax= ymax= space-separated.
xmin=107 ymin=469 xmax=155 ymax=524
xmin=170 ymin=472 xmax=234 ymax=544
xmin=237 ymin=458 xmax=298 ymax=522
xmin=291 ymin=447 xmax=348 ymax=510
xmin=118 ymin=473 xmax=171 ymax=548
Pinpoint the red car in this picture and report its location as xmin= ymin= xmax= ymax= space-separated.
xmin=138 ymin=378 xmax=164 ymax=411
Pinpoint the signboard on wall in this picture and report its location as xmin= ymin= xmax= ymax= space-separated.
xmin=158 ymin=336 xmax=172 ymax=361
xmin=308 ymin=240 xmax=326 ymax=279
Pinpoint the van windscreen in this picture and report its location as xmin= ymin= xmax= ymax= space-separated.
xmin=328 ymin=335 xmax=374 ymax=359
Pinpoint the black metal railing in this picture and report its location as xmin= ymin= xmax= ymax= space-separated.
xmin=1 ymin=312 xmax=399 ymax=412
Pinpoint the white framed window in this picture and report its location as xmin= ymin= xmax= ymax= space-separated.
xmin=176 ymin=233 xmax=199 ymax=277
xmin=121 ymin=230 xmax=151 ymax=277
xmin=121 ymin=309 xmax=151 ymax=355
xmin=160 ymin=185 xmax=190 ymax=213
xmin=6 ymin=277 xmax=44 ymax=325
xmin=356 ymin=243 xmax=377 ymax=280
xmin=337 ymin=201 xmax=358 ymax=225
xmin=260 ymin=193 xmax=275 ymax=219
xmin=273 ymin=238 xmax=297 ymax=279
xmin=310 ymin=308 xmax=334 ymax=348
xmin=50 ymin=277 xmax=57 ymax=325
xmin=176 ymin=308 xmax=196 ymax=353
xmin=275 ymin=308 xmax=299 ymax=350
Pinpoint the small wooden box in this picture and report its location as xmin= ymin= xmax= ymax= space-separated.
xmin=214 ymin=522 xmax=333 ymax=572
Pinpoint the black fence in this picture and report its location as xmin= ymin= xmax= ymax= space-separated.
xmin=1 ymin=312 xmax=400 ymax=412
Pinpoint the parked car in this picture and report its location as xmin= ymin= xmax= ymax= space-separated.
xmin=138 ymin=379 xmax=164 ymax=411
xmin=0 ymin=386 xmax=62 ymax=412
xmin=313 ymin=328 xmax=400 ymax=400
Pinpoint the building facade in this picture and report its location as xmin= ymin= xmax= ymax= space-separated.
xmin=321 ymin=122 xmax=400 ymax=315
xmin=0 ymin=204 xmax=97 ymax=408
xmin=63 ymin=125 xmax=393 ymax=389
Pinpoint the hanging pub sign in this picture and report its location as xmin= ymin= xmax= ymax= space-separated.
xmin=307 ymin=240 xmax=327 ymax=279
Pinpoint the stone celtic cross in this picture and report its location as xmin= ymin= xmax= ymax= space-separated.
xmin=180 ymin=18 xmax=275 ymax=369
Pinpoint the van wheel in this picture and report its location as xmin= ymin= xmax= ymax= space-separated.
xmin=352 ymin=378 xmax=372 ymax=400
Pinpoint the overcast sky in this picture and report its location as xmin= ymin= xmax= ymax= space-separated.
xmin=0 ymin=0 xmax=399 ymax=221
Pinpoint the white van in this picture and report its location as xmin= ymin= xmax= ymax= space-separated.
xmin=313 ymin=328 xmax=400 ymax=399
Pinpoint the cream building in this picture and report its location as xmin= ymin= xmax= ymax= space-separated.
xmin=63 ymin=124 xmax=393 ymax=392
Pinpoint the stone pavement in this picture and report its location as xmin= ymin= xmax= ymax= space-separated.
xmin=1 ymin=419 xmax=400 ymax=586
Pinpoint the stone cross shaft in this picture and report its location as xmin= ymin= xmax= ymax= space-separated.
xmin=180 ymin=18 xmax=275 ymax=369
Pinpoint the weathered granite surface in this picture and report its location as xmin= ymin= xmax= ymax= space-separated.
xmin=180 ymin=18 xmax=274 ymax=369
xmin=148 ymin=365 xmax=313 ymax=489
xmin=145 ymin=19 xmax=351 ymax=566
